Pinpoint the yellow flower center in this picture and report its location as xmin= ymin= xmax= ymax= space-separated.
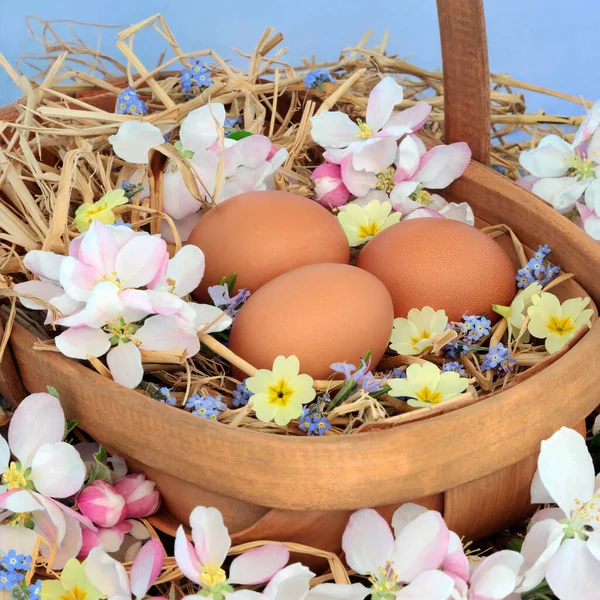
xmin=565 ymin=151 xmax=595 ymax=180
xmin=368 ymin=562 xmax=401 ymax=595
xmin=375 ymin=167 xmax=397 ymax=194
xmin=268 ymin=379 xmax=295 ymax=407
xmin=100 ymin=271 xmax=122 ymax=288
xmin=10 ymin=512 xmax=32 ymax=527
xmin=546 ymin=315 xmax=575 ymax=336
xmin=59 ymin=586 xmax=88 ymax=600
xmin=410 ymin=329 xmax=430 ymax=346
xmin=199 ymin=563 xmax=227 ymax=587
xmin=358 ymin=221 xmax=380 ymax=239
xmin=414 ymin=386 xmax=443 ymax=405
xmin=3 ymin=462 xmax=27 ymax=490
xmin=410 ymin=187 xmax=433 ymax=206
xmin=355 ymin=119 xmax=374 ymax=140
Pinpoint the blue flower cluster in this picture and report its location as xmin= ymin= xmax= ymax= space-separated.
xmin=208 ymin=284 xmax=251 ymax=318
xmin=224 ymin=116 xmax=242 ymax=131
xmin=304 ymin=69 xmax=334 ymax=89
xmin=481 ymin=343 xmax=516 ymax=374
xmin=442 ymin=361 xmax=467 ymax=375
xmin=180 ymin=60 xmax=212 ymax=94
xmin=116 ymin=87 xmax=148 ymax=115
xmin=186 ymin=393 xmax=226 ymax=420
xmin=0 ymin=551 xmax=33 ymax=594
xmin=232 ymin=381 xmax=253 ymax=407
xmin=298 ymin=406 xmax=332 ymax=436
xmin=158 ymin=387 xmax=177 ymax=406
xmin=516 ymin=244 xmax=561 ymax=289
xmin=391 ymin=367 xmax=407 ymax=379
xmin=461 ymin=315 xmax=492 ymax=343
xmin=330 ymin=358 xmax=385 ymax=394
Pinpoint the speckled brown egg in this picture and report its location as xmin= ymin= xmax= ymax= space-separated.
xmin=188 ymin=191 xmax=350 ymax=301
xmin=356 ymin=219 xmax=516 ymax=322
xmin=228 ymin=263 xmax=394 ymax=379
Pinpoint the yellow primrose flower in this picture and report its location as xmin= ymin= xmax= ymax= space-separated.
xmin=73 ymin=189 xmax=128 ymax=233
xmin=387 ymin=361 xmax=469 ymax=409
xmin=493 ymin=282 xmax=542 ymax=340
xmin=42 ymin=558 xmax=103 ymax=600
xmin=527 ymin=292 xmax=593 ymax=354
xmin=337 ymin=200 xmax=401 ymax=247
xmin=245 ymin=355 xmax=316 ymax=426
xmin=389 ymin=307 xmax=448 ymax=356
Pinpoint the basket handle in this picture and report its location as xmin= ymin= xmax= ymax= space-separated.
xmin=437 ymin=0 xmax=490 ymax=164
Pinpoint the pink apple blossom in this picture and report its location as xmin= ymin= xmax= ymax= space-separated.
xmin=78 ymin=481 xmax=127 ymax=528
xmin=174 ymin=506 xmax=289 ymax=594
xmin=113 ymin=473 xmax=161 ymax=519
xmin=311 ymin=162 xmax=351 ymax=208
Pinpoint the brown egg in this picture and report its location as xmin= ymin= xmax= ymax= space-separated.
xmin=188 ymin=191 xmax=350 ymax=301
xmin=228 ymin=263 xmax=394 ymax=379
xmin=356 ymin=219 xmax=516 ymax=322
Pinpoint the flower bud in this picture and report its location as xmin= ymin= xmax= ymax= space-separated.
xmin=78 ymin=481 xmax=127 ymax=528
xmin=312 ymin=163 xmax=351 ymax=208
xmin=113 ymin=473 xmax=161 ymax=518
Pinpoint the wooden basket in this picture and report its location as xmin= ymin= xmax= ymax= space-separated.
xmin=1 ymin=0 xmax=600 ymax=558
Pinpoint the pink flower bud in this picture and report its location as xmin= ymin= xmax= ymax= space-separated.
xmin=312 ymin=163 xmax=351 ymax=208
xmin=78 ymin=529 xmax=101 ymax=559
xmin=78 ymin=481 xmax=127 ymax=528
xmin=114 ymin=473 xmax=161 ymax=518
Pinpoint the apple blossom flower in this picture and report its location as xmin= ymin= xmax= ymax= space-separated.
xmin=109 ymin=121 xmax=165 ymax=164
xmin=245 ymin=355 xmax=316 ymax=426
xmin=519 ymin=134 xmax=600 ymax=212
xmin=310 ymin=77 xmax=428 ymax=175
xmin=78 ymin=481 xmax=127 ymax=528
xmin=113 ymin=473 xmax=161 ymax=519
xmin=312 ymin=162 xmax=351 ymax=208
xmin=526 ymin=292 xmax=592 ymax=353
xmin=516 ymin=427 xmax=600 ymax=599
xmin=73 ymin=189 xmax=129 ymax=233
xmin=337 ymin=199 xmax=401 ymax=246
xmin=577 ymin=201 xmax=600 ymax=240
xmin=388 ymin=362 xmax=469 ymax=408
xmin=389 ymin=307 xmax=449 ymax=356
xmin=85 ymin=539 xmax=165 ymax=600
xmin=42 ymin=558 xmax=103 ymax=600
xmin=572 ymin=99 xmax=600 ymax=147
xmin=341 ymin=507 xmax=455 ymax=599
xmin=174 ymin=506 xmax=289 ymax=597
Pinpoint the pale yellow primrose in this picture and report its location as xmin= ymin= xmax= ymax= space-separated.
xmin=387 ymin=361 xmax=469 ymax=409
xmin=73 ymin=189 xmax=128 ymax=233
xmin=337 ymin=199 xmax=401 ymax=247
xmin=527 ymin=292 xmax=593 ymax=354
xmin=245 ymin=355 xmax=316 ymax=426
xmin=42 ymin=558 xmax=102 ymax=600
xmin=493 ymin=282 xmax=542 ymax=341
xmin=389 ymin=307 xmax=448 ymax=356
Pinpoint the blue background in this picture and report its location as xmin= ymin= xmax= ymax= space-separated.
xmin=0 ymin=0 xmax=597 ymax=116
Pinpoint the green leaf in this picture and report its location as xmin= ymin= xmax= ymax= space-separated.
xmin=226 ymin=130 xmax=252 ymax=141
xmin=87 ymin=446 xmax=112 ymax=484
xmin=47 ymin=386 xmax=60 ymax=399
xmin=370 ymin=385 xmax=391 ymax=398
xmin=227 ymin=272 xmax=237 ymax=293
xmin=64 ymin=419 xmax=79 ymax=439
xmin=506 ymin=537 xmax=524 ymax=552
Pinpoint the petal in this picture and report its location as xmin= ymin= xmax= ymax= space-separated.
xmin=30 ymin=442 xmax=86 ymax=498
xmin=165 ymin=245 xmax=205 ymax=297
xmin=310 ymin=111 xmax=360 ymax=148
xmin=227 ymin=592 xmax=266 ymax=600
xmin=143 ymin=290 xmax=185 ymax=316
xmin=366 ymin=76 xmax=404 ymax=133
xmin=395 ymin=570 xmax=454 ymax=600
xmin=341 ymin=509 xmax=394 ymax=575
xmin=529 ymin=507 xmax=567 ymax=528
xmin=229 ymin=543 xmax=290 ymax=585
xmin=174 ymin=525 xmax=201 ymax=584
xmin=340 ymin=155 xmax=379 ymax=197
xmin=573 ymin=100 xmax=600 ymax=147
xmin=23 ymin=250 xmax=64 ymax=283
xmin=0 ymin=524 xmax=37 ymax=556
xmin=519 ymin=135 xmax=573 ymax=177
xmin=351 ymin=137 xmax=397 ymax=173
xmin=9 ymin=393 xmax=65 ymax=466
xmin=163 ymin=169 xmax=202 ymax=220
xmin=394 ymin=136 xmax=421 ymax=182
xmin=389 ymin=181 xmax=420 ymax=212
xmin=180 ymin=103 xmax=226 ymax=154
xmin=537 ymin=427 xmax=595 ymax=516
xmin=577 ymin=202 xmax=600 ymax=240
xmin=390 ymin=510 xmax=449 ymax=582
xmin=136 ymin=314 xmax=199 ymax=356
xmin=0 ymin=437 xmax=8 ymax=473
xmin=546 ymin=538 xmax=600 ymax=600
xmin=85 ymin=547 xmax=131 ymax=599
xmin=79 ymin=220 xmax=120 ymax=275
xmin=470 ymin=550 xmax=524 ymax=597
xmin=532 ymin=177 xmax=589 ymax=212
xmin=391 ymin=503 xmax=429 ymax=537
xmin=262 ymin=563 xmax=312 ymax=600
xmin=530 ymin=469 xmax=554 ymax=505
xmin=442 ymin=531 xmax=469 ymax=583
xmin=224 ymin=135 xmax=272 ymax=174
xmin=584 ymin=178 xmax=600 ymax=212
xmin=130 ymin=538 xmax=165 ymax=599
xmin=189 ymin=303 xmax=232 ymax=333
xmin=189 ymin=506 xmax=231 ymax=567
xmin=438 ymin=202 xmax=474 ymax=225
xmin=109 ymin=121 xmax=164 ymax=164
xmin=161 ymin=212 xmax=203 ymax=244
xmin=0 ymin=489 xmax=44 ymax=513
xmin=116 ymin=235 xmax=168 ymax=289
xmin=55 ymin=327 xmax=111 ymax=360
xmin=385 ymin=102 xmax=432 ymax=132
xmin=307 ymin=583 xmax=371 ymax=600
xmin=13 ymin=280 xmax=65 ymax=311
xmin=107 ymin=342 xmax=143 ymax=389
xmin=120 ymin=289 xmax=155 ymax=318
xmin=414 ymin=143 xmax=471 ymax=189
xmin=59 ymin=256 xmax=101 ymax=302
